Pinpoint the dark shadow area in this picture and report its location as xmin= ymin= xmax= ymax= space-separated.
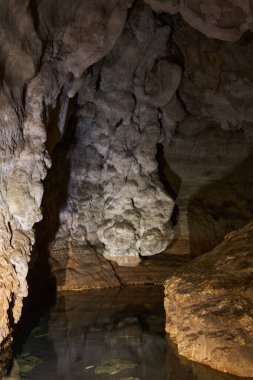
xmin=156 ymin=143 xmax=182 ymax=226
xmin=188 ymin=151 xmax=253 ymax=257
xmin=10 ymin=287 xmax=168 ymax=380
xmin=12 ymin=95 xmax=78 ymax=356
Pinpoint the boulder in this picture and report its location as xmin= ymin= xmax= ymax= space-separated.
xmin=164 ymin=222 xmax=253 ymax=377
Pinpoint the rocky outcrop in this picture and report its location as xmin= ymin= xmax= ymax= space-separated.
xmin=144 ymin=0 xmax=253 ymax=41
xmin=164 ymin=222 xmax=253 ymax=377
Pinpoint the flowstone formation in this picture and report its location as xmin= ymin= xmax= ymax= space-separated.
xmin=42 ymin=4 xmax=179 ymax=289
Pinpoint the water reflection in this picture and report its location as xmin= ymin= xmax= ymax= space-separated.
xmin=5 ymin=287 xmax=253 ymax=380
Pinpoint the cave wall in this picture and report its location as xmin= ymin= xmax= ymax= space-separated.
xmin=163 ymin=20 xmax=253 ymax=256
xmin=144 ymin=0 xmax=253 ymax=41
xmin=0 ymin=0 xmax=132 ymax=349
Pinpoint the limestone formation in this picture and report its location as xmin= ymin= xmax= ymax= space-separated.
xmin=164 ymin=222 xmax=253 ymax=377
xmin=44 ymin=3 xmax=176 ymax=287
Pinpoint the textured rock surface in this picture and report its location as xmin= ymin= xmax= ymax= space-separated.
xmin=175 ymin=20 xmax=253 ymax=132
xmin=0 ymin=0 xmax=131 ymax=348
xmin=51 ymin=249 xmax=188 ymax=291
xmin=144 ymin=0 xmax=253 ymax=41
xmin=164 ymin=20 xmax=253 ymax=256
xmin=164 ymin=126 xmax=253 ymax=256
xmin=40 ymin=3 xmax=177 ymax=285
xmin=164 ymin=222 xmax=253 ymax=377
xmin=166 ymin=337 xmax=252 ymax=380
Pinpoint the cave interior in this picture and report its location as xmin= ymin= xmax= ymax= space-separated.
xmin=0 ymin=0 xmax=253 ymax=379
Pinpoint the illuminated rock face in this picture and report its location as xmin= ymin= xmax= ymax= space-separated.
xmin=164 ymin=222 xmax=253 ymax=378
xmin=46 ymin=4 xmax=176 ymax=279
xmin=0 ymin=0 xmax=131 ymax=348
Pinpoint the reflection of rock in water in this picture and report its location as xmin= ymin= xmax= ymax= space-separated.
xmin=47 ymin=287 xmax=167 ymax=380
xmin=7 ymin=286 xmax=251 ymax=380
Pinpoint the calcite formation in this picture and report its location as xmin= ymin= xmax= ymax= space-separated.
xmin=45 ymin=4 xmax=176 ymax=284
xmin=164 ymin=222 xmax=253 ymax=377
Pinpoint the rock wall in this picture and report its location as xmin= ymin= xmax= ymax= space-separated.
xmin=144 ymin=0 xmax=253 ymax=41
xmin=164 ymin=20 xmax=253 ymax=256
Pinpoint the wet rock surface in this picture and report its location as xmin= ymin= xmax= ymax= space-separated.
xmin=164 ymin=222 xmax=253 ymax=377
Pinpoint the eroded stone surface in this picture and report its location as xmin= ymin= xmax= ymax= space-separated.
xmin=44 ymin=3 xmax=176 ymax=280
xmin=164 ymin=222 xmax=253 ymax=377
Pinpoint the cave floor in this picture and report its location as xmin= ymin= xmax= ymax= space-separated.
xmin=5 ymin=286 xmax=251 ymax=380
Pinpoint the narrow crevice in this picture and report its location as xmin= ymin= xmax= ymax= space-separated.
xmin=156 ymin=143 xmax=180 ymax=226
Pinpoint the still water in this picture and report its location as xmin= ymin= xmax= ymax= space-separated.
xmin=5 ymin=286 xmax=252 ymax=380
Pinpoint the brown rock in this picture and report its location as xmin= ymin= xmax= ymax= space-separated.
xmin=164 ymin=222 xmax=253 ymax=377
xmin=52 ymin=246 xmax=189 ymax=291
